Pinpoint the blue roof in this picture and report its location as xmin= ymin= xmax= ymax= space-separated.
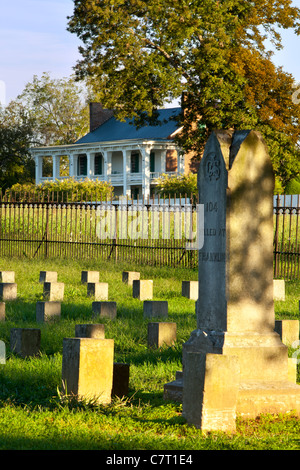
xmin=76 ymin=107 xmax=181 ymax=144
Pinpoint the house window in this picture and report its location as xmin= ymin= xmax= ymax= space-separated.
xmin=131 ymin=152 xmax=140 ymax=173
xmin=95 ymin=153 xmax=103 ymax=175
xmin=150 ymin=151 xmax=155 ymax=172
xmin=77 ymin=155 xmax=87 ymax=176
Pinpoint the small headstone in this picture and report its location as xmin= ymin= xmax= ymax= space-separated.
xmin=87 ymin=282 xmax=108 ymax=300
xmin=273 ymin=279 xmax=285 ymax=301
xmin=275 ymin=320 xmax=299 ymax=347
xmin=36 ymin=301 xmax=61 ymax=322
xmin=112 ymin=363 xmax=130 ymax=398
xmin=143 ymin=300 xmax=168 ymax=319
xmin=39 ymin=271 xmax=57 ymax=283
xmin=0 ymin=302 xmax=5 ymax=321
xmin=0 ymin=271 xmax=15 ymax=283
xmin=92 ymin=301 xmax=117 ymax=319
xmin=43 ymin=282 xmax=64 ymax=301
xmin=61 ymin=337 xmax=114 ymax=404
xmin=75 ymin=324 xmax=105 ymax=339
xmin=81 ymin=271 xmax=99 ymax=284
xmin=0 ymin=340 xmax=5 ymax=364
xmin=148 ymin=322 xmax=177 ymax=348
xmin=10 ymin=328 xmax=41 ymax=358
xmin=0 ymin=283 xmax=17 ymax=301
xmin=181 ymin=281 xmax=198 ymax=300
xmin=122 ymin=271 xmax=140 ymax=286
xmin=132 ymin=280 xmax=153 ymax=300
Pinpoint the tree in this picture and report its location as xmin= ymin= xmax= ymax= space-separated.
xmin=67 ymin=0 xmax=300 ymax=188
xmin=15 ymin=72 xmax=90 ymax=146
xmin=0 ymin=103 xmax=35 ymax=190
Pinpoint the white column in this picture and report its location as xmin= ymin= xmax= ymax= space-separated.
xmin=106 ymin=151 xmax=112 ymax=179
xmin=122 ymin=150 xmax=131 ymax=196
xmin=69 ymin=154 xmax=74 ymax=178
xmin=35 ymin=155 xmax=41 ymax=184
xmin=87 ymin=152 xmax=95 ymax=179
xmin=177 ymin=148 xmax=185 ymax=174
xmin=90 ymin=153 xmax=95 ymax=179
xmin=142 ymin=147 xmax=151 ymax=199
xmin=52 ymin=155 xmax=59 ymax=180
xmin=160 ymin=150 xmax=167 ymax=175
xmin=103 ymin=151 xmax=108 ymax=181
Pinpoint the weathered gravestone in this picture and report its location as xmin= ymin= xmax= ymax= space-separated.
xmin=87 ymin=282 xmax=108 ymax=300
xmin=0 ymin=271 xmax=15 ymax=283
xmin=0 ymin=283 xmax=17 ymax=301
xmin=10 ymin=328 xmax=41 ymax=358
xmin=81 ymin=271 xmax=99 ymax=284
xmin=39 ymin=271 xmax=57 ymax=283
xmin=174 ymin=130 xmax=300 ymax=432
xmin=43 ymin=282 xmax=64 ymax=301
xmin=36 ymin=301 xmax=61 ymax=322
xmin=122 ymin=271 xmax=140 ymax=286
xmin=148 ymin=322 xmax=177 ymax=348
xmin=62 ymin=338 xmax=114 ymax=405
xmin=75 ymin=323 xmax=105 ymax=339
xmin=0 ymin=302 xmax=5 ymax=321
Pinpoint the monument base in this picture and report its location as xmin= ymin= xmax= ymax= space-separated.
xmin=237 ymin=381 xmax=300 ymax=418
xmin=163 ymin=328 xmax=300 ymax=429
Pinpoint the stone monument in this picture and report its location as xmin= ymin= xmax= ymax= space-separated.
xmin=173 ymin=130 xmax=300 ymax=432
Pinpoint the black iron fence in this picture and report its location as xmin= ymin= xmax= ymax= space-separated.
xmin=0 ymin=191 xmax=299 ymax=279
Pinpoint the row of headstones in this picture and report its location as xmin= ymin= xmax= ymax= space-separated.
xmin=3 ymin=319 xmax=177 ymax=402
xmin=0 ymin=270 xmax=199 ymax=302
xmin=0 ymin=270 xmax=287 ymax=304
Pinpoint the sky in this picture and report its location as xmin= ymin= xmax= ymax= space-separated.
xmin=1 ymin=0 xmax=300 ymax=107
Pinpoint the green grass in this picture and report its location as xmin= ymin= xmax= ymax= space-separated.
xmin=0 ymin=257 xmax=299 ymax=450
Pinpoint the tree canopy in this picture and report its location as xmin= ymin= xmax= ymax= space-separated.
xmin=15 ymin=72 xmax=90 ymax=146
xmin=67 ymin=0 xmax=300 ymax=188
xmin=0 ymin=73 xmax=90 ymax=189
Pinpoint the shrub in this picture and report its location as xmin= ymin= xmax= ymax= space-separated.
xmin=6 ymin=178 xmax=114 ymax=202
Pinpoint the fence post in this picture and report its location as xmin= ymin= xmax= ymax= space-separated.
xmin=273 ymin=194 xmax=280 ymax=277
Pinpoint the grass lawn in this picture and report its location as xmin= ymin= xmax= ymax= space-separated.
xmin=0 ymin=256 xmax=299 ymax=451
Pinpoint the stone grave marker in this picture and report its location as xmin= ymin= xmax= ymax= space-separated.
xmin=165 ymin=130 xmax=300 ymax=432
xmin=92 ymin=301 xmax=117 ymax=319
xmin=10 ymin=328 xmax=41 ymax=358
xmin=36 ymin=301 xmax=61 ymax=322
xmin=0 ymin=271 xmax=15 ymax=283
xmin=61 ymin=337 xmax=114 ymax=405
xmin=39 ymin=271 xmax=57 ymax=283
xmin=122 ymin=271 xmax=140 ymax=286
xmin=181 ymin=281 xmax=198 ymax=300
xmin=132 ymin=280 xmax=153 ymax=300
xmin=43 ymin=282 xmax=64 ymax=301
xmin=87 ymin=282 xmax=108 ymax=300
xmin=112 ymin=363 xmax=130 ymax=398
xmin=81 ymin=271 xmax=99 ymax=284
xmin=273 ymin=279 xmax=285 ymax=301
xmin=0 ymin=302 xmax=5 ymax=321
xmin=0 ymin=283 xmax=17 ymax=301
xmin=148 ymin=322 xmax=177 ymax=348
xmin=75 ymin=324 xmax=105 ymax=339
xmin=143 ymin=300 xmax=168 ymax=318
xmin=275 ymin=320 xmax=299 ymax=347
xmin=0 ymin=340 xmax=5 ymax=364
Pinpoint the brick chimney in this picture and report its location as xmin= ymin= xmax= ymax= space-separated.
xmin=89 ymin=102 xmax=114 ymax=132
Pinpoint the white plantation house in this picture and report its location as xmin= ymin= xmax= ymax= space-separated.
xmin=30 ymin=103 xmax=196 ymax=199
